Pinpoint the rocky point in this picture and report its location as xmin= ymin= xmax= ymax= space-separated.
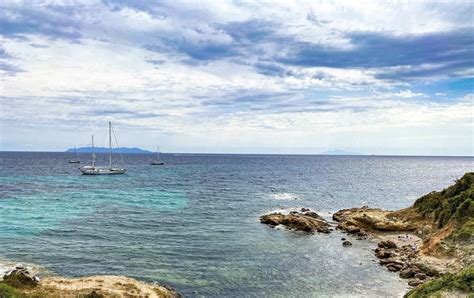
xmin=260 ymin=208 xmax=331 ymax=234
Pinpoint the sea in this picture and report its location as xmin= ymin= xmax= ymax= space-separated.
xmin=0 ymin=152 xmax=472 ymax=297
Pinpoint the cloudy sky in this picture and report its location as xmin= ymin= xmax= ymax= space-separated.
xmin=0 ymin=0 xmax=473 ymax=155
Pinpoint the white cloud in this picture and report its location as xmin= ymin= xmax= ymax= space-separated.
xmin=389 ymin=90 xmax=424 ymax=98
xmin=0 ymin=0 xmax=472 ymax=155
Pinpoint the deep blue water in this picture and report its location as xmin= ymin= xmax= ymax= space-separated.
xmin=0 ymin=152 xmax=472 ymax=297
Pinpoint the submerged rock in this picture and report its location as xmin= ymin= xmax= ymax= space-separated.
xmin=342 ymin=240 xmax=352 ymax=246
xmin=260 ymin=210 xmax=331 ymax=234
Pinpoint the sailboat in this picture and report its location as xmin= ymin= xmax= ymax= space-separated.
xmin=150 ymin=146 xmax=164 ymax=165
xmin=80 ymin=122 xmax=127 ymax=175
xmin=68 ymin=147 xmax=80 ymax=163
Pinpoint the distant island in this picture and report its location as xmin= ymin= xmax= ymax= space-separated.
xmin=319 ymin=150 xmax=362 ymax=155
xmin=65 ymin=147 xmax=153 ymax=154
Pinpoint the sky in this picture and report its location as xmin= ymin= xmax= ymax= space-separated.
xmin=0 ymin=0 xmax=473 ymax=155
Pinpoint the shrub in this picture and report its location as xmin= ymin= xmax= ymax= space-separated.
xmin=413 ymin=173 xmax=473 ymax=229
xmin=0 ymin=282 xmax=18 ymax=298
xmin=405 ymin=265 xmax=474 ymax=297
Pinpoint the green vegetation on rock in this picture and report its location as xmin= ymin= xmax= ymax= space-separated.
xmin=450 ymin=219 xmax=474 ymax=243
xmin=405 ymin=265 xmax=474 ymax=298
xmin=413 ymin=172 xmax=473 ymax=238
xmin=0 ymin=282 xmax=19 ymax=298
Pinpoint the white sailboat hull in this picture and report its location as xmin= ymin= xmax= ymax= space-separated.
xmin=80 ymin=122 xmax=127 ymax=176
xmin=80 ymin=166 xmax=126 ymax=175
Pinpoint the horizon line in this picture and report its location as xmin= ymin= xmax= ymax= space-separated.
xmin=0 ymin=150 xmax=473 ymax=158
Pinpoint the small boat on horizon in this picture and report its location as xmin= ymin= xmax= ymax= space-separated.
xmin=150 ymin=146 xmax=164 ymax=165
xmin=68 ymin=147 xmax=80 ymax=163
xmin=80 ymin=122 xmax=127 ymax=175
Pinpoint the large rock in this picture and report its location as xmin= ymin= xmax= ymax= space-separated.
xmin=378 ymin=240 xmax=397 ymax=249
xmin=3 ymin=264 xmax=40 ymax=287
xmin=412 ymin=262 xmax=441 ymax=277
xmin=408 ymin=279 xmax=424 ymax=287
xmin=333 ymin=207 xmax=416 ymax=232
xmin=379 ymin=258 xmax=397 ymax=265
xmin=387 ymin=265 xmax=401 ymax=272
xmin=414 ymin=273 xmax=427 ymax=280
xmin=260 ymin=211 xmax=331 ymax=234
xmin=345 ymin=226 xmax=360 ymax=234
xmin=375 ymin=249 xmax=393 ymax=259
xmin=400 ymin=267 xmax=417 ymax=279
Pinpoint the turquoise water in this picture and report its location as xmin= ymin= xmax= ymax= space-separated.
xmin=0 ymin=152 xmax=472 ymax=296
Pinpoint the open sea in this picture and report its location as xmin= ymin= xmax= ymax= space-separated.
xmin=0 ymin=152 xmax=472 ymax=297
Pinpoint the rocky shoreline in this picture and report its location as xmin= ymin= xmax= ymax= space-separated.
xmin=260 ymin=172 xmax=473 ymax=297
xmin=0 ymin=263 xmax=180 ymax=298
xmin=332 ymin=206 xmax=464 ymax=289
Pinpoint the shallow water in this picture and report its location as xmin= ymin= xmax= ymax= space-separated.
xmin=0 ymin=152 xmax=472 ymax=296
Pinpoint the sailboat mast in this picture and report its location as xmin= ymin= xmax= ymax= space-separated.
xmin=92 ymin=135 xmax=95 ymax=167
xmin=109 ymin=121 xmax=112 ymax=168
xmin=74 ymin=146 xmax=77 ymax=159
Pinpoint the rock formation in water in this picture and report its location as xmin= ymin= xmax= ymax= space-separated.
xmin=260 ymin=209 xmax=331 ymax=233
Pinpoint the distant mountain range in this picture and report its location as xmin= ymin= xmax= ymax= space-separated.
xmin=318 ymin=150 xmax=362 ymax=155
xmin=65 ymin=147 xmax=153 ymax=154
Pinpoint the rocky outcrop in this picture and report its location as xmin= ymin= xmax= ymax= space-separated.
xmin=3 ymin=264 xmax=40 ymax=287
xmin=1 ymin=265 xmax=180 ymax=297
xmin=333 ymin=207 xmax=416 ymax=233
xmin=260 ymin=210 xmax=330 ymax=233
